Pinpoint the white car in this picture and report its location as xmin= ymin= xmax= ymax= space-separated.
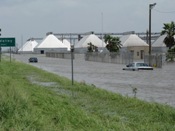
xmin=123 ymin=62 xmax=153 ymax=71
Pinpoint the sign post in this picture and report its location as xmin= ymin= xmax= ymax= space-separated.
xmin=0 ymin=47 xmax=1 ymax=62
xmin=0 ymin=38 xmax=15 ymax=62
xmin=70 ymin=44 xmax=74 ymax=85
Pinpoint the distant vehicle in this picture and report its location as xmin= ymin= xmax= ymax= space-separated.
xmin=29 ymin=57 xmax=38 ymax=63
xmin=123 ymin=62 xmax=153 ymax=71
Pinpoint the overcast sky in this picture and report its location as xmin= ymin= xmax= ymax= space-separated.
xmin=0 ymin=0 xmax=175 ymax=46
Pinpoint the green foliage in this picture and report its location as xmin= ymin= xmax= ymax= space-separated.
xmin=168 ymin=46 xmax=175 ymax=52
xmin=0 ymin=58 xmax=175 ymax=130
xmin=104 ymin=35 xmax=122 ymax=52
xmin=166 ymin=46 xmax=175 ymax=61
xmin=161 ymin=21 xmax=175 ymax=49
xmin=87 ymin=42 xmax=98 ymax=52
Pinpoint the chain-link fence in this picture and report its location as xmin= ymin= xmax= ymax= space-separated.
xmin=46 ymin=52 xmax=72 ymax=59
xmin=85 ymin=52 xmax=133 ymax=64
xmin=144 ymin=54 xmax=163 ymax=68
xmin=45 ymin=51 xmax=174 ymax=68
xmin=45 ymin=52 xmax=133 ymax=64
xmin=144 ymin=53 xmax=175 ymax=68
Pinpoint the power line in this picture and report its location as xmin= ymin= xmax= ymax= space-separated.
xmin=153 ymin=9 xmax=175 ymax=13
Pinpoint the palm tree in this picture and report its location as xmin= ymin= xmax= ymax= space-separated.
xmin=104 ymin=35 xmax=122 ymax=52
xmin=87 ymin=42 xmax=98 ymax=52
xmin=87 ymin=42 xmax=93 ymax=52
xmin=161 ymin=21 xmax=175 ymax=49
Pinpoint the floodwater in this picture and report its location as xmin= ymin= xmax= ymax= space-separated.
xmin=11 ymin=54 xmax=175 ymax=107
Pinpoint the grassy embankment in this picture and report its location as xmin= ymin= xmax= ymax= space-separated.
xmin=0 ymin=57 xmax=175 ymax=131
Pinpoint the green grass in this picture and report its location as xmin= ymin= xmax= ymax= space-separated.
xmin=0 ymin=58 xmax=175 ymax=130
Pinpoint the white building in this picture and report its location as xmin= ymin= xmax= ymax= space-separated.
xmin=63 ymin=39 xmax=71 ymax=51
xmin=74 ymin=34 xmax=106 ymax=53
xmin=18 ymin=39 xmax=38 ymax=53
xmin=120 ymin=34 xmax=149 ymax=60
xmin=152 ymin=35 xmax=168 ymax=53
xmin=34 ymin=34 xmax=68 ymax=54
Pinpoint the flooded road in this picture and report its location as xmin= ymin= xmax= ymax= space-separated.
xmin=11 ymin=54 xmax=175 ymax=107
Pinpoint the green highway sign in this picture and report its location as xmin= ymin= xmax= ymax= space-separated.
xmin=0 ymin=38 xmax=15 ymax=47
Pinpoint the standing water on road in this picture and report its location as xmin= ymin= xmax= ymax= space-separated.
xmin=12 ymin=54 xmax=175 ymax=107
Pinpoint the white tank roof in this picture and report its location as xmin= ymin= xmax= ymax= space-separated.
xmin=36 ymin=34 xmax=67 ymax=48
xmin=63 ymin=39 xmax=71 ymax=51
xmin=152 ymin=34 xmax=172 ymax=47
xmin=75 ymin=34 xmax=106 ymax=48
xmin=18 ymin=39 xmax=38 ymax=52
xmin=120 ymin=34 xmax=148 ymax=47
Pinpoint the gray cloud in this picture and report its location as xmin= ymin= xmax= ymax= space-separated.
xmin=0 ymin=0 xmax=174 ymax=46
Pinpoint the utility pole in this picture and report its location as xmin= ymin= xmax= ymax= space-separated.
xmin=149 ymin=3 xmax=156 ymax=65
